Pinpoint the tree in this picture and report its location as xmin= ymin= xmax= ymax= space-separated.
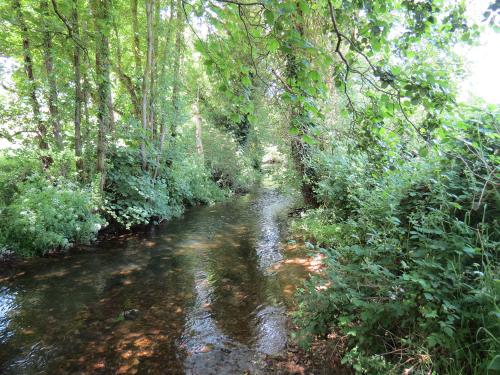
xmin=41 ymin=0 xmax=63 ymax=150
xmin=12 ymin=0 xmax=49 ymax=156
xmin=91 ymin=0 xmax=112 ymax=192
xmin=72 ymin=0 xmax=84 ymax=176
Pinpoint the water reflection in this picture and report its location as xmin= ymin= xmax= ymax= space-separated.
xmin=0 ymin=189 xmax=307 ymax=374
xmin=253 ymin=191 xmax=290 ymax=274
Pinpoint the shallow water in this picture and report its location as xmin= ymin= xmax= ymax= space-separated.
xmin=0 ymin=189 xmax=309 ymax=374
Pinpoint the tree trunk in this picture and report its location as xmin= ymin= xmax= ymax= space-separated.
xmin=92 ymin=0 xmax=112 ymax=193
xmin=194 ymin=90 xmax=204 ymax=157
xmin=72 ymin=0 xmax=84 ymax=176
xmin=107 ymin=89 xmax=115 ymax=136
xmin=112 ymin=21 xmax=141 ymax=120
xmin=149 ymin=0 xmax=160 ymax=141
xmin=140 ymin=0 xmax=154 ymax=169
xmin=13 ymin=0 xmax=50 ymax=165
xmin=41 ymin=0 xmax=63 ymax=150
xmin=155 ymin=0 xmax=175 ymax=157
xmin=170 ymin=0 xmax=184 ymax=139
xmin=81 ymin=14 xmax=91 ymax=139
xmin=286 ymin=51 xmax=317 ymax=207
xmin=131 ymin=0 xmax=141 ymax=81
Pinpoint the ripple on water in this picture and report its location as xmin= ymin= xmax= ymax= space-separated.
xmin=0 ymin=189 xmax=309 ymax=374
xmin=0 ymin=287 xmax=18 ymax=343
xmin=254 ymin=305 xmax=288 ymax=355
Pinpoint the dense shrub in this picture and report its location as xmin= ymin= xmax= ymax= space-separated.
xmin=0 ymin=152 xmax=41 ymax=206
xmin=103 ymin=145 xmax=229 ymax=230
xmin=202 ymin=125 xmax=260 ymax=191
xmin=309 ymin=144 xmax=371 ymax=216
xmin=293 ymin=105 xmax=499 ymax=374
xmin=0 ymin=178 xmax=104 ymax=256
xmin=168 ymin=152 xmax=227 ymax=206
xmin=103 ymin=147 xmax=179 ymax=229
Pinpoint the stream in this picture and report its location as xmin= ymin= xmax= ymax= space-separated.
xmin=0 ymin=189 xmax=310 ymax=374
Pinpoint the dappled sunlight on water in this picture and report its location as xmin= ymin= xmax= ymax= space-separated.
xmin=0 ymin=189 xmax=320 ymax=374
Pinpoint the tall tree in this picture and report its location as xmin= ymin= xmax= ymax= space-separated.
xmin=92 ymin=0 xmax=112 ymax=192
xmin=72 ymin=0 xmax=83 ymax=176
xmin=12 ymin=0 xmax=50 ymax=158
xmin=149 ymin=0 xmax=160 ymax=141
xmin=194 ymin=89 xmax=203 ymax=157
xmin=140 ymin=0 xmax=154 ymax=169
xmin=156 ymin=0 xmax=176 ymax=163
xmin=284 ymin=7 xmax=317 ymax=206
xmin=131 ymin=0 xmax=141 ymax=81
xmin=170 ymin=0 xmax=184 ymax=139
xmin=41 ymin=0 xmax=63 ymax=149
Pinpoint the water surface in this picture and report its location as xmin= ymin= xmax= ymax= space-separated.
xmin=0 ymin=189 xmax=309 ymax=374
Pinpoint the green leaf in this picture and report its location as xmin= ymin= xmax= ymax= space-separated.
xmin=488 ymin=355 xmax=500 ymax=371
xmin=298 ymin=0 xmax=310 ymax=14
xmin=302 ymin=134 xmax=316 ymax=145
xmin=331 ymin=0 xmax=342 ymax=9
xmin=241 ymin=75 xmax=251 ymax=87
xmin=418 ymin=147 xmax=428 ymax=157
xmin=264 ymin=9 xmax=274 ymax=24
xmin=267 ymin=38 xmax=280 ymax=52
xmin=308 ymin=70 xmax=320 ymax=81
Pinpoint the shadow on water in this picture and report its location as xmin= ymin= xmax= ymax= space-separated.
xmin=0 ymin=189 xmax=310 ymax=374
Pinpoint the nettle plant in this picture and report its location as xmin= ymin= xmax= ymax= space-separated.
xmin=293 ymin=104 xmax=499 ymax=374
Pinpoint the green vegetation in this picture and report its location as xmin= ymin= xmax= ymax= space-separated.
xmin=293 ymin=104 xmax=499 ymax=373
xmin=0 ymin=0 xmax=498 ymax=373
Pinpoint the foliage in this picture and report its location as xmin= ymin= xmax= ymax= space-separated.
xmin=168 ymin=150 xmax=227 ymax=207
xmin=0 ymin=172 xmax=103 ymax=256
xmin=293 ymin=105 xmax=499 ymax=374
xmin=202 ymin=125 xmax=260 ymax=192
xmin=102 ymin=147 xmax=176 ymax=230
xmin=102 ymin=138 xmax=237 ymax=229
xmin=0 ymin=151 xmax=41 ymax=206
xmin=0 ymin=1 xmax=498 ymax=373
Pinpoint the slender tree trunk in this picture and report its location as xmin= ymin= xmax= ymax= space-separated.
xmin=131 ymin=0 xmax=143 ymax=162
xmin=158 ymin=0 xmax=175 ymax=94
xmin=131 ymin=0 xmax=141 ymax=81
xmin=72 ymin=0 xmax=83 ymax=176
xmin=112 ymin=21 xmax=141 ymax=119
xmin=170 ymin=0 xmax=184 ymax=139
xmin=156 ymin=0 xmax=175 ymax=156
xmin=82 ymin=69 xmax=91 ymax=139
xmin=286 ymin=51 xmax=317 ymax=207
xmin=13 ymin=0 xmax=50 ymax=164
xmin=194 ymin=90 xmax=204 ymax=157
xmin=153 ymin=0 xmax=177 ymax=179
xmin=140 ymin=0 xmax=154 ymax=169
xmin=92 ymin=0 xmax=112 ymax=193
xmin=107 ymin=88 xmax=115 ymax=136
xmin=81 ymin=15 xmax=90 ymax=139
xmin=149 ymin=0 xmax=160 ymax=141
xmin=41 ymin=0 xmax=63 ymax=150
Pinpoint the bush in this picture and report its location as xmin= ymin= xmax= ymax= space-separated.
xmin=0 ymin=151 xmax=41 ymax=206
xmin=293 ymin=105 xmax=499 ymax=374
xmin=0 ymin=178 xmax=104 ymax=256
xmin=103 ymin=147 xmax=178 ymax=229
xmin=168 ymin=152 xmax=227 ymax=206
xmin=103 ymin=145 xmax=228 ymax=230
xmin=309 ymin=144 xmax=372 ymax=217
xmin=202 ymin=126 xmax=260 ymax=191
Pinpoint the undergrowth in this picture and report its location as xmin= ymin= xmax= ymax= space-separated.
xmin=292 ymin=105 xmax=500 ymax=374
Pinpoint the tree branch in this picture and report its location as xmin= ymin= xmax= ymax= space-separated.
xmin=50 ymin=0 xmax=87 ymax=53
